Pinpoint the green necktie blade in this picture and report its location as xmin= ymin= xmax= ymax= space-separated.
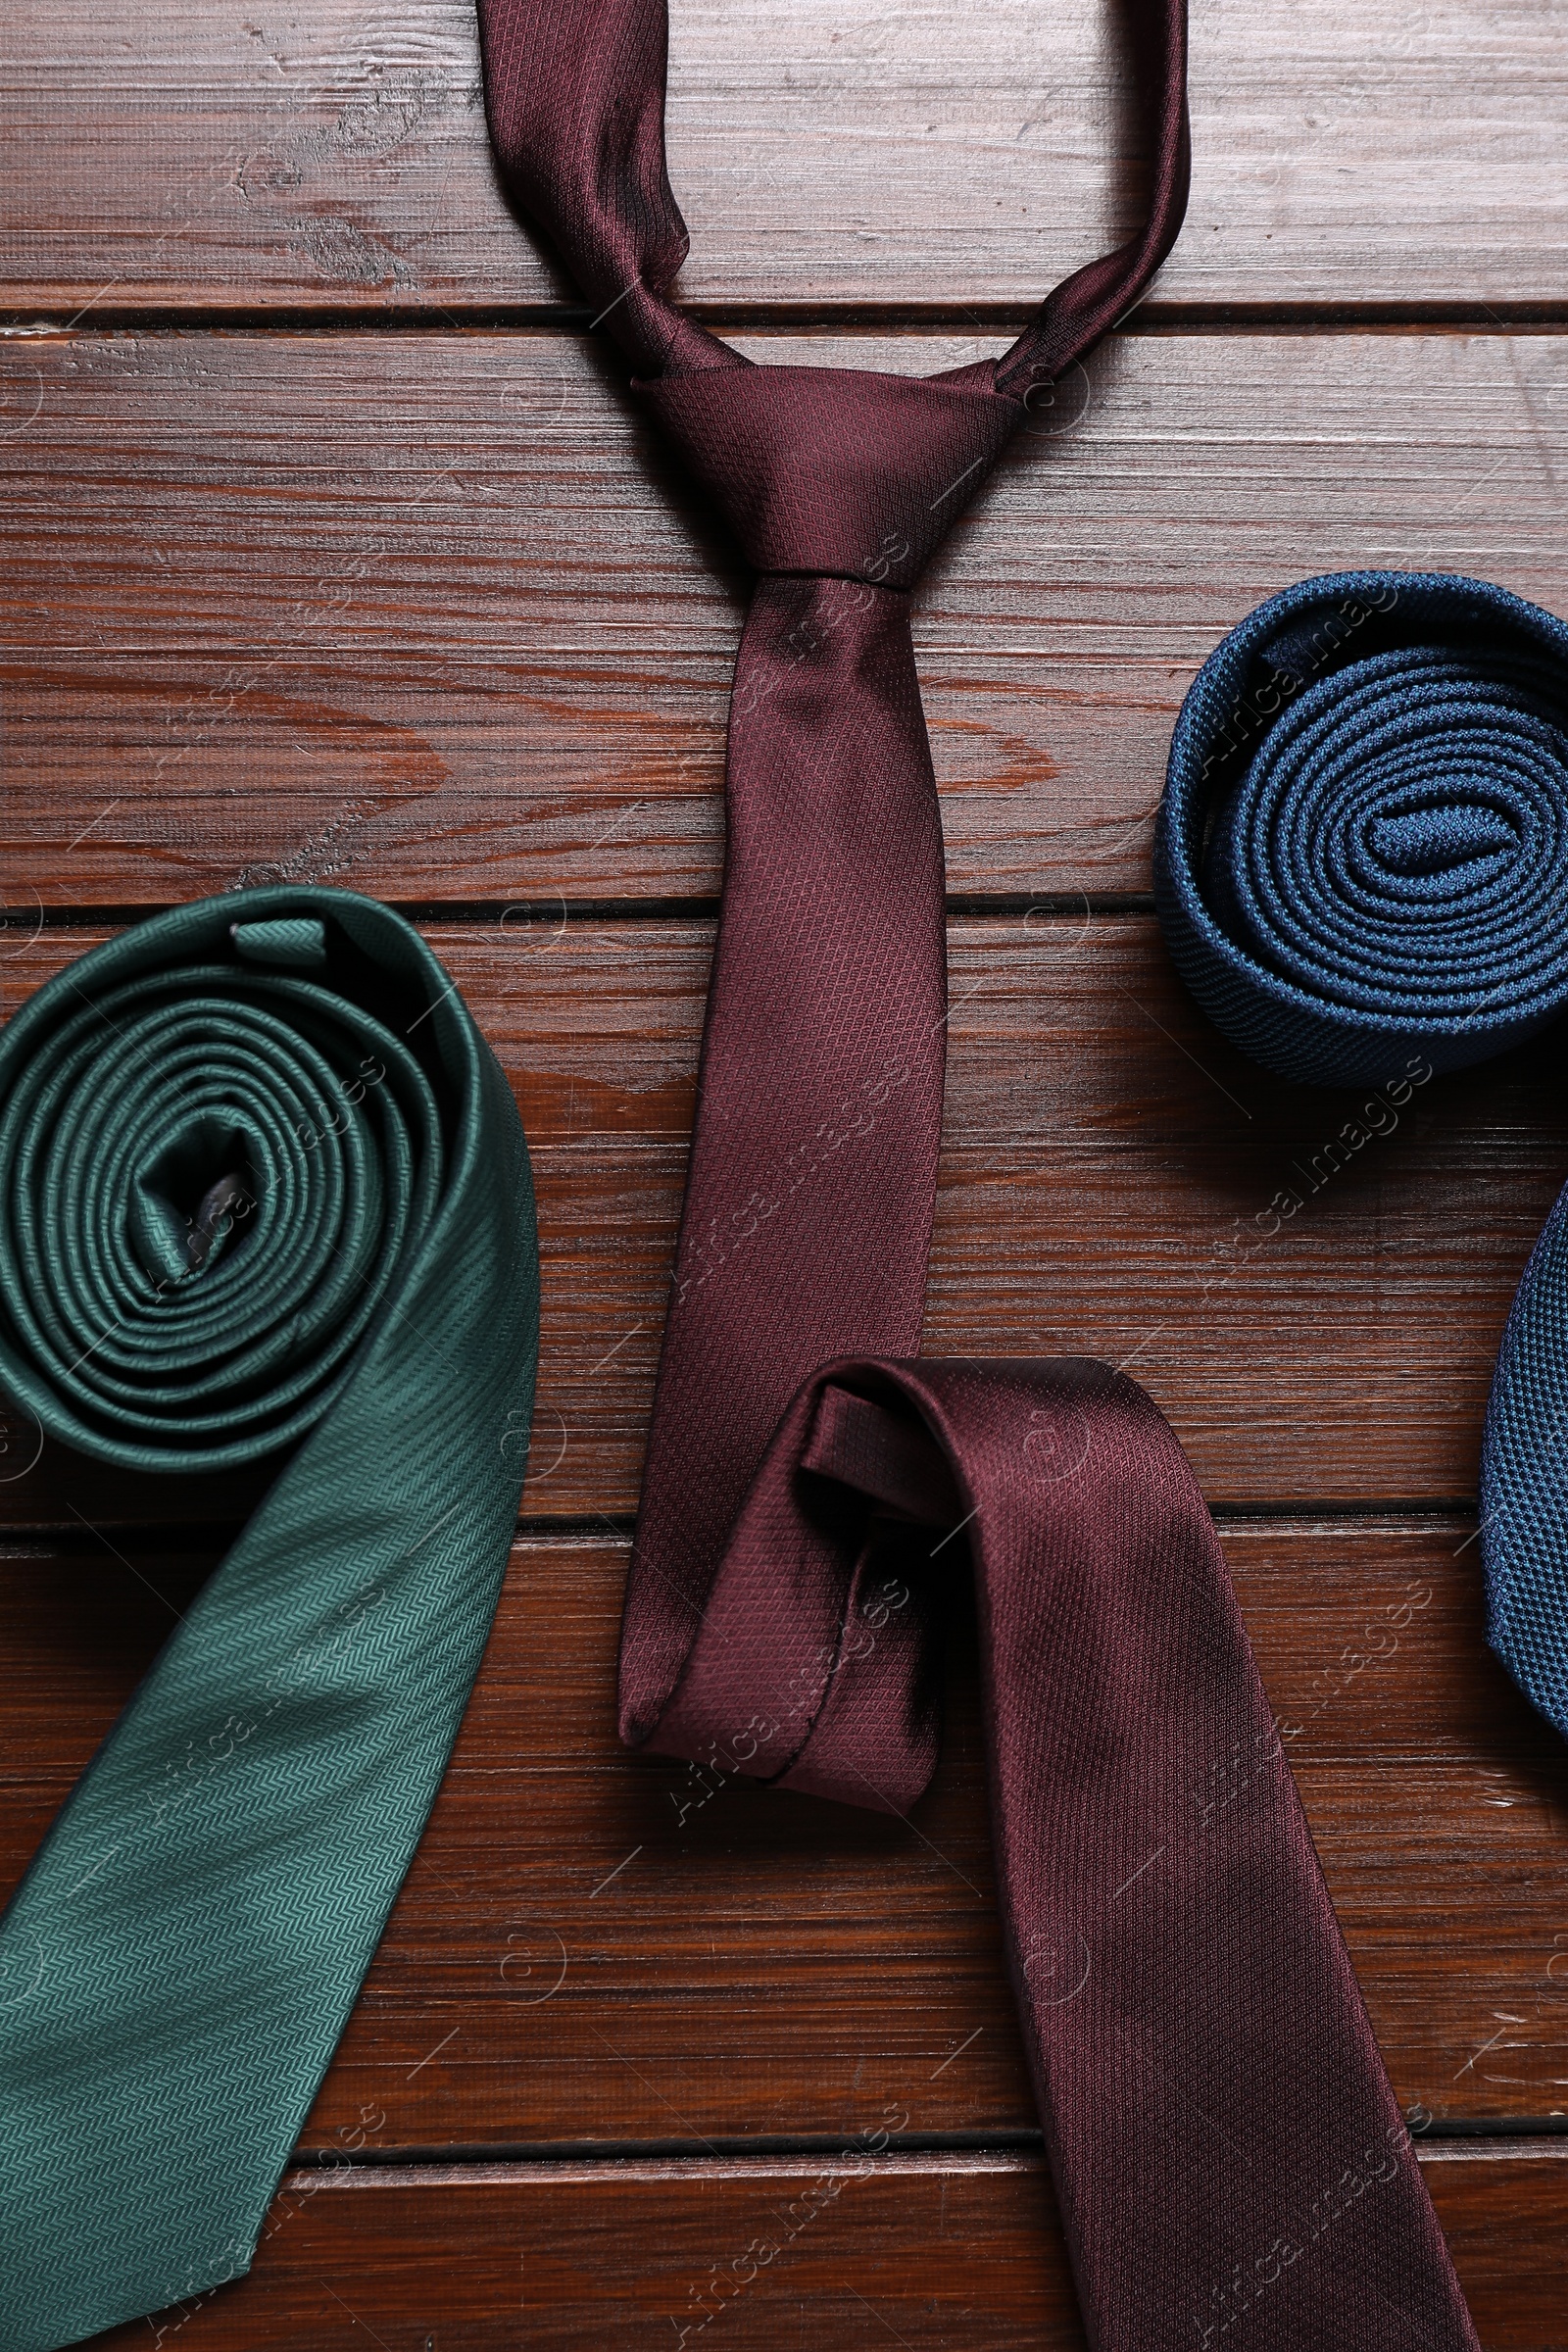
xmin=0 ymin=888 xmax=539 ymax=2351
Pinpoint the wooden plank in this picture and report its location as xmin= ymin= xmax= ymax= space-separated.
xmin=82 ymin=2148 xmax=1568 ymax=2348
xmin=0 ymin=913 xmax=1559 ymax=1524
xmin=4 ymin=2 xmax=1567 ymax=315
xmin=6 ymin=1523 xmax=1565 ymax=2142
xmin=1 ymin=328 xmax=1563 ymax=905
xmin=87 ymin=2153 xmax=1063 ymax=2351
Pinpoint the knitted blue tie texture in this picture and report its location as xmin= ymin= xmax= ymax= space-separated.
xmin=1154 ymin=569 xmax=1568 ymax=1740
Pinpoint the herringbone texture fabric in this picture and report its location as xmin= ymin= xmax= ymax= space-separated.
xmin=1154 ymin=569 xmax=1568 ymax=1747
xmin=479 ymin=8 xmax=1480 ymax=2346
xmin=0 ymin=888 xmax=538 ymax=2349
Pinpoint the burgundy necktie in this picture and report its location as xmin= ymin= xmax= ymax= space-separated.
xmin=477 ymin=6 xmax=1480 ymax=2342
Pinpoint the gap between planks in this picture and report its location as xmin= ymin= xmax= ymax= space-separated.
xmin=284 ymin=2141 xmax=1568 ymax=2193
xmin=0 ymin=1507 xmax=1482 ymax=1551
xmin=6 ymin=304 xmax=1568 ymax=337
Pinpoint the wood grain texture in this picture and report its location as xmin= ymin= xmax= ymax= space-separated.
xmin=75 ymin=2147 xmax=1568 ymax=2350
xmin=6 ymin=1522 xmax=1565 ymax=2142
xmin=4 ymin=1 xmax=1567 ymax=315
xmin=1 ymin=914 xmax=1560 ymax=1524
xmin=6 ymin=0 xmax=1567 ymax=2318
xmin=2 ymin=329 xmax=1564 ymax=905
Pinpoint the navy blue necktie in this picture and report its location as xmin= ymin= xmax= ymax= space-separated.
xmin=1154 ymin=567 xmax=1568 ymax=1736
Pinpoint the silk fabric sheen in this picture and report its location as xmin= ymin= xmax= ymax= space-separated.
xmin=0 ymin=888 xmax=538 ymax=2349
xmin=1156 ymin=567 xmax=1568 ymax=1748
xmin=478 ymin=5 xmax=1478 ymax=2346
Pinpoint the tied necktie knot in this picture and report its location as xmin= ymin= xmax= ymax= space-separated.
xmin=638 ymin=358 xmax=1021 ymax=586
xmin=473 ymin=1 xmax=1481 ymax=2343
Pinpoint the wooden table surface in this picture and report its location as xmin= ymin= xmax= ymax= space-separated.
xmin=4 ymin=3 xmax=1567 ymax=2344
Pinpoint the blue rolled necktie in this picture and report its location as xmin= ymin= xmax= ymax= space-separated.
xmin=1154 ymin=569 xmax=1568 ymax=1740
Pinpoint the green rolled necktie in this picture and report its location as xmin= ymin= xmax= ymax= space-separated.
xmin=0 ymin=887 xmax=539 ymax=2349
